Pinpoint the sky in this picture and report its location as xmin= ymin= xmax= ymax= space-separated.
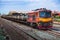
xmin=0 ymin=0 xmax=60 ymax=14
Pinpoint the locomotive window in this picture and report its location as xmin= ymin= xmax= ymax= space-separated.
xmin=39 ymin=11 xmax=51 ymax=18
xmin=28 ymin=15 xmax=35 ymax=20
xmin=39 ymin=12 xmax=45 ymax=17
xmin=46 ymin=12 xmax=51 ymax=17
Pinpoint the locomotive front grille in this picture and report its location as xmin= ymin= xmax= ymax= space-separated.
xmin=39 ymin=22 xmax=52 ymax=27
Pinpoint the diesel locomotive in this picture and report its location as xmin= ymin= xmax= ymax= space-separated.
xmin=27 ymin=8 xmax=53 ymax=29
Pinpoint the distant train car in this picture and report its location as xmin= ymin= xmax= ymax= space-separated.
xmin=27 ymin=8 xmax=53 ymax=29
xmin=19 ymin=13 xmax=28 ymax=21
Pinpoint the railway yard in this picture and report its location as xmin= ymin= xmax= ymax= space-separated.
xmin=0 ymin=17 xmax=60 ymax=40
xmin=0 ymin=8 xmax=60 ymax=40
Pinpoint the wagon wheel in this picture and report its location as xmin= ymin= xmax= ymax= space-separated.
xmin=30 ymin=23 xmax=38 ymax=28
xmin=30 ymin=22 xmax=33 ymax=27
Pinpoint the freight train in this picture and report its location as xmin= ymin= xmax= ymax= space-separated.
xmin=2 ymin=8 xmax=53 ymax=29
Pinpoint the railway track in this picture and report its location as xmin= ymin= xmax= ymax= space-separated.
xmin=46 ymin=29 xmax=60 ymax=38
xmin=11 ymin=19 xmax=60 ymax=39
xmin=0 ymin=18 xmax=36 ymax=40
xmin=1 ymin=18 xmax=60 ymax=40
xmin=1 ymin=18 xmax=47 ymax=40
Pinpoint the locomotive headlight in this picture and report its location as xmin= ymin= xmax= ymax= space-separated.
xmin=37 ymin=22 xmax=41 ymax=26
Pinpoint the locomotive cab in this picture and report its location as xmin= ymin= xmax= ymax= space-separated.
xmin=38 ymin=11 xmax=53 ymax=29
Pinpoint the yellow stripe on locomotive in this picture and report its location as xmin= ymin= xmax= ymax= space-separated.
xmin=38 ymin=18 xmax=52 ymax=22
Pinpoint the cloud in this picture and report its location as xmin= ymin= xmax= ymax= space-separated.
xmin=24 ymin=0 xmax=60 ymax=11
xmin=1 ymin=0 xmax=40 ymax=2
xmin=0 ymin=0 xmax=60 ymax=14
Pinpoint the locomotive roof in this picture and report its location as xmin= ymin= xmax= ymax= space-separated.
xmin=28 ymin=9 xmax=51 ymax=14
xmin=33 ymin=8 xmax=51 ymax=11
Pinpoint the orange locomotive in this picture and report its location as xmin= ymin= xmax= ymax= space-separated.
xmin=27 ymin=8 xmax=53 ymax=29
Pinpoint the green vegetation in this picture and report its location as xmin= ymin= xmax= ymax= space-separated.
xmin=54 ymin=15 xmax=60 ymax=22
xmin=55 ymin=19 xmax=60 ymax=22
xmin=55 ymin=16 xmax=60 ymax=19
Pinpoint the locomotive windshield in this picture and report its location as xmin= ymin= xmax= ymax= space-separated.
xmin=39 ymin=11 xmax=51 ymax=18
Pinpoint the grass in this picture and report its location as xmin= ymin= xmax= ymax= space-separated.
xmin=54 ymin=18 xmax=60 ymax=22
